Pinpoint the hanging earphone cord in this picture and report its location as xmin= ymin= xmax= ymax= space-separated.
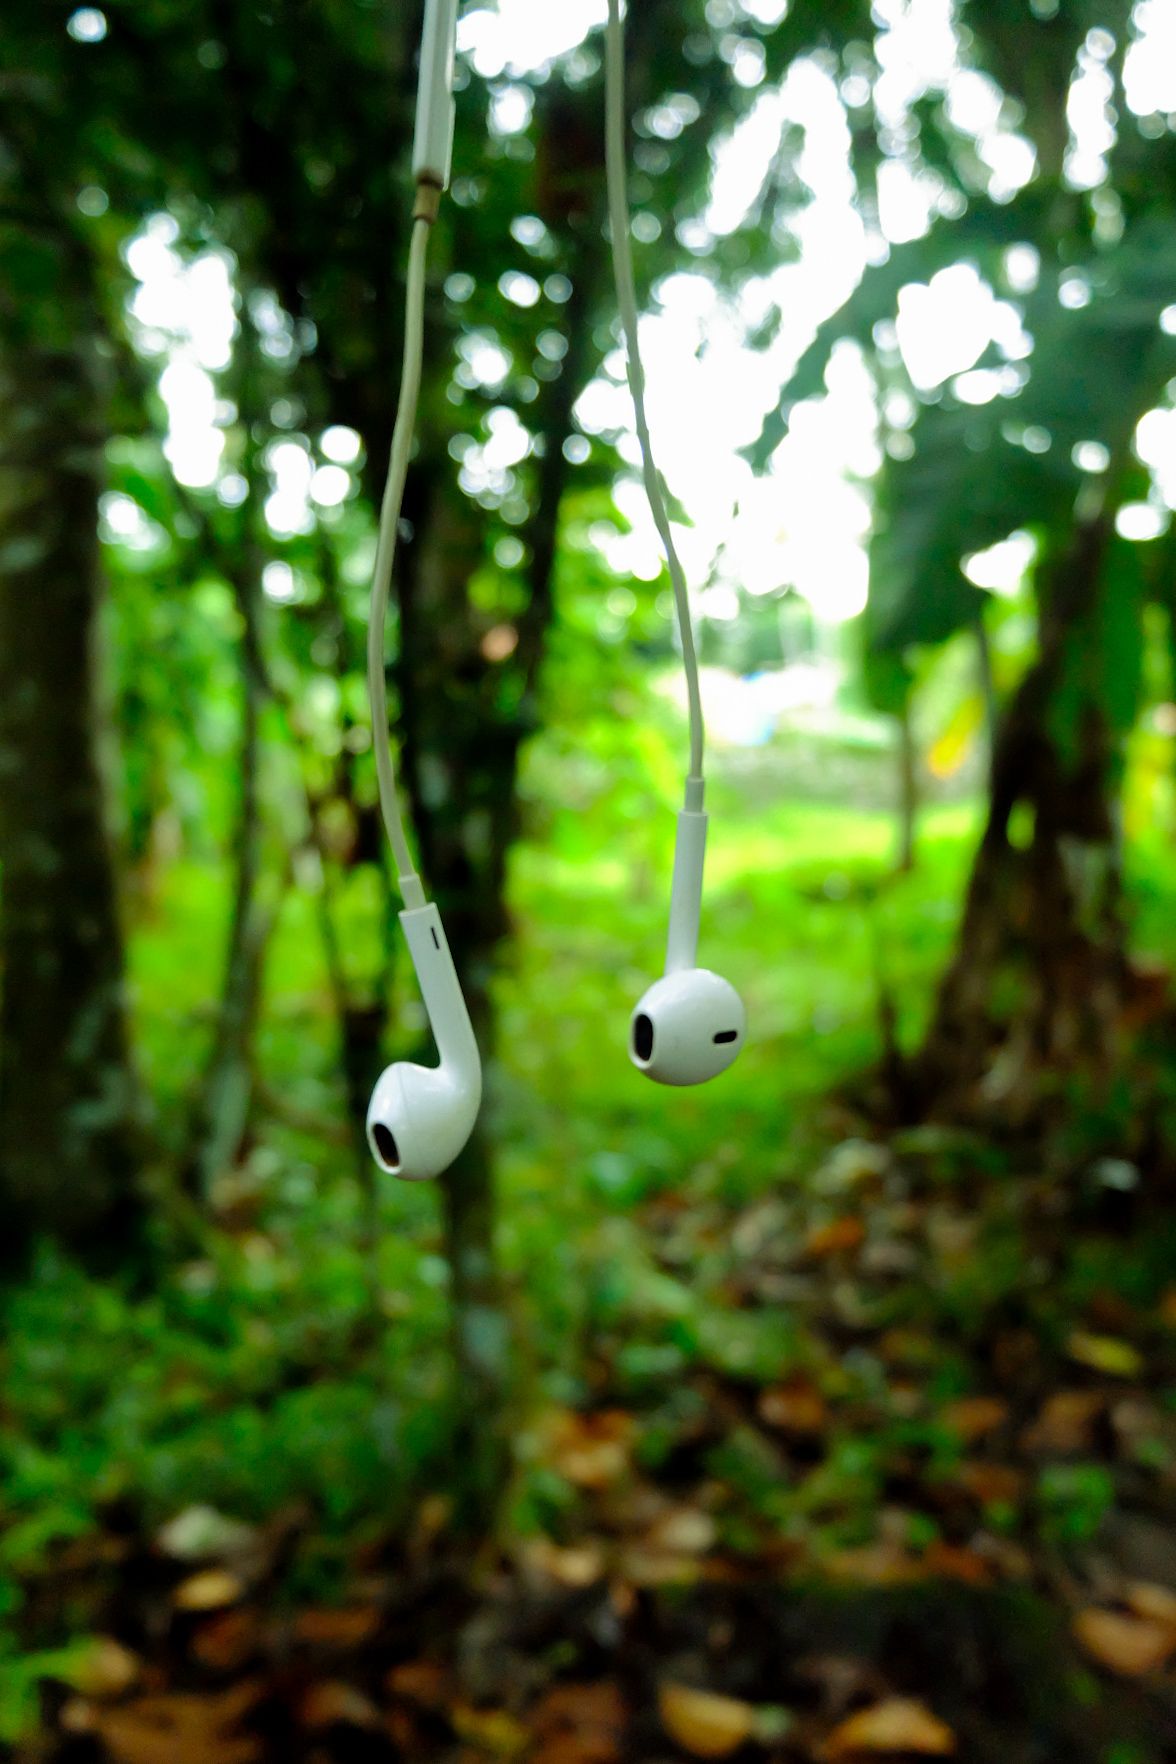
xmin=605 ymin=0 xmax=705 ymax=798
xmin=367 ymin=189 xmax=441 ymax=913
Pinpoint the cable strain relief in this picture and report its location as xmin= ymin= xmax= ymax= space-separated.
xmin=683 ymin=776 xmax=705 ymax=814
xmin=413 ymin=180 xmax=442 ymax=223
xmin=399 ymin=871 xmax=428 ymax=911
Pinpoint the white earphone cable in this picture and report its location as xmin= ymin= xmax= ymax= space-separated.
xmin=367 ymin=211 xmax=432 ymax=909
xmin=605 ymin=0 xmax=705 ymax=788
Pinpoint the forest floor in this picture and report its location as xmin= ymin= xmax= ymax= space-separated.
xmin=8 ymin=736 xmax=1176 ymax=1762
xmin=24 ymin=1114 xmax=1176 ymax=1764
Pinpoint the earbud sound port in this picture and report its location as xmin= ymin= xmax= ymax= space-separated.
xmin=713 ymin=1030 xmax=738 ymax=1044
xmin=633 ymin=1014 xmax=654 ymax=1062
xmin=372 ymin=1124 xmax=400 ymax=1167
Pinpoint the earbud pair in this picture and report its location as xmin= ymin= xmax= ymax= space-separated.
xmin=368 ymin=804 xmax=745 ymax=1181
xmin=366 ymin=0 xmax=746 ymax=1186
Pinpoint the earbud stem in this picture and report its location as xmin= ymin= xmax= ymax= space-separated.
xmin=400 ymin=902 xmax=481 ymax=1101
xmin=665 ymin=808 xmax=707 ymax=975
xmin=412 ymin=0 xmax=459 ymax=191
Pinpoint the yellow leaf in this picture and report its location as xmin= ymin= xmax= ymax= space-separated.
xmin=1073 ymin=1607 xmax=1176 ymax=1675
xmin=645 ymin=1508 xmax=717 ymax=1556
xmin=823 ymin=1543 xmax=925 ymax=1586
xmin=451 ymin=1703 xmax=532 ymax=1757
xmin=619 ymin=1547 xmax=700 ymax=1588
xmin=172 ymin=1569 xmax=244 ymax=1611
xmin=927 ymin=694 xmax=982 ymax=780
xmin=1067 ymin=1332 xmax=1143 ymax=1378
xmin=543 ymin=1410 xmax=634 ymax=1490
xmin=658 ymin=1683 xmax=755 ymax=1758
xmin=1127 ymin=1582 xmax=1176 ymax=1625
xmin=62 ymin=1636 xmax=141 ymax=1699
xmin=524 ymin=1536 xmax=606 ymax=1588
xmin=826 ymin=1697 xmax=956 ymax=1758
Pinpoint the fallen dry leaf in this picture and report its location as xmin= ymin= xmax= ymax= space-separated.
xmin=968 ymin=1532 xmax=1032 ymax=1581
xmin=545 ymin=1410 xmax=635 ymax=1490
xmin=758 ymin=1381 xmax=828 ymax=1435
xmin=1067 ymin=1331 xmax=1142 ymax=1379
xmin=92 ymin=1683 xmax=264 ymax=1764
xmin=157 ymin=1506 xmax=260 ymax=1565
xmin=922 ymin=1542 xmax=994 ymax=1587
xmin=939 ymin=1397 xmax=1009 ymax=1442
xmin=65 ymin=1636 xmax=141 ymax=1699
xmin=619 ymin=1545 xmax=701 ymax=1587
xmin=531 ymin=1681 xmax=627 ymax=1764
xmin=387 ymin=1657 xmax=451 ymax=1711
xmin=293 ymin=1606 xmax=381 ymax=1649
xmin=806 ymin=1217 xmax=866 ymax=1258
xmin=173 ymin=1568 xmax=245 ymax=1611
xmin=823 ymin=1543 xmax=925 ymax=1586
xmin=1127 ymin=1582 xmax=1176 ymax=1625
xmin=1111 ymin=1398 xmax=1165 ymax=1442
xmin=60 ymin=1699 xmax=97 ymax=1734
xmin=646 ymin=1507 xmax=717 ymax=1555
xmin=658 ymin=1682 xmax=755 ymax=1758
xmin=524 ymin=1535 xmax=606 ymax=1588
xmin=298 ymin=1680 xmax=382 ymax=1730
xmin=953 ymin=1462 xmax=1025 ymax=1506
xmin=826 ymin=1697 xmax=956 ymax=1758
xmin=812 ymin=1139 xmax=890 ymax=1194
xmin=1020 ymin=1391 xmax=1104 ymax=1456
xmin=878 ymin=1329 xmax=936 ymax=1369
xmin=386 ymin=1704 xmax=425 ymax=1753
xmin=1073 ymin=1607 xmax=1176 ymax=1675
xmin=417 ymin=1493 xmax=452 ymax=1537
xmin=451 ymin=1701 xmax=532 ymax=1756
xmin=796 ymin=1656 xmax=885 ymax=1720
xmin=191 ymin=1609 xmax=261 ymax=1672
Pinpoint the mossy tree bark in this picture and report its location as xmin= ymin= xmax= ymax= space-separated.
xmin=0 ymin=300 xmax=140 ymax=1261
xmin=911 ymin=513 xmax=1146 ymax=1145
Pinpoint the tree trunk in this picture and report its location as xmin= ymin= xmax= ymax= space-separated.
xmin=395 ymin=468 xmax=514 ymax=1513
xmin=0 ymin=328 xmax=140 ymax=1261
xmin=911 ymin=514 xmax=1139 ymax=1144
xmin=193 ymin=561 xmax=272 ymax=1195
xmin=974 ymin=613 xmax=998 ymax=772
xmin=897 ymin=703 xmax=917 ymax=873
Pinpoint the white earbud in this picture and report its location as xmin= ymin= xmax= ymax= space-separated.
xmin=629 ymin=793 xmax=746 ymax=1087
xmin=604 ymin=0 xmax=746 ymax=1091
xmin=367 ymin=901 xmax=481 ymax=1181
xmin=364 ymin=0 xmax=480 ymax=1182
